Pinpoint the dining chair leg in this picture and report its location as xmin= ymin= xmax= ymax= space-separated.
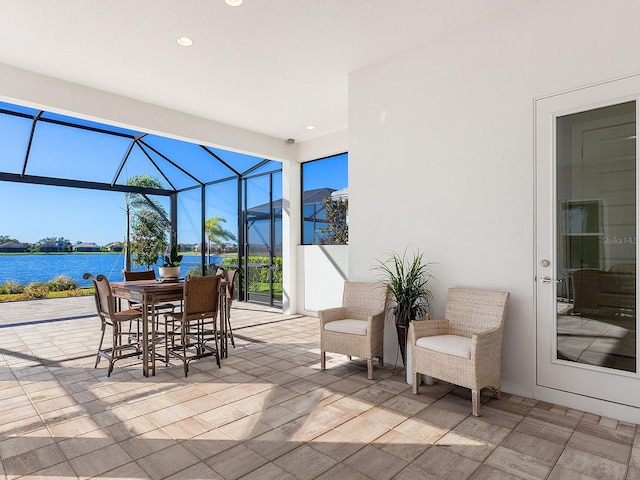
xmin=181 ymin=329 xmax=189 ymax=377
xmin=95 ymin=327 xmax=106 ymax=368
xmin=367 ymin=359 xmax=373 ymax=380
xmin=226 ymin=315 xmax=235 ymax=348
xmin=320 ymin=351 xmax=326 ymax=371
xmin=107 ymin=326 xmax=117 ymax=377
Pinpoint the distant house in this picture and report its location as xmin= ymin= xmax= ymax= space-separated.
xmin=105 ymin=242 xmax=123 ymax=252
xmin=41 ymin=241 xmax=67 ymax=252
xmin=73 ymin=242 xmax=101 ymax=252
xmin=0 ymin=241 xmax=29 ymax=253
xmin=178 ymin=243 xmax=197 ymax=252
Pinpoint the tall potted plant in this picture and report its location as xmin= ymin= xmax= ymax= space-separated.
xmin=374 ymin=248 xmax=434 ymax=367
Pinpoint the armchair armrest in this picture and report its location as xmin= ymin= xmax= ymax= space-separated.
xmin=318 ymin=307 xmax=347 ymax=326
xmin=367 ymin=310 xmax=386 ymax=338
xmin=471 ymin=326 xmax=503 ymax=361
xmin=408 ymin=318 xmax=450 ymax=344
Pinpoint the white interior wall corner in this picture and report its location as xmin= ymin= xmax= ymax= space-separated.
xmin=282 ymin=160 xmax=301 ymax=314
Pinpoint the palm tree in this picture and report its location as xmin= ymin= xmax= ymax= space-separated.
xmin=204 ymin=216 xmax=236 ymax=264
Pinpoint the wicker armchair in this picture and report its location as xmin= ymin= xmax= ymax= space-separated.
xmin=83 ymin=273 xmax=143 ymax=377
xmin=164 ymin=275 xmax=222 ymax=376
xmin=408 ymin=288 xmax=509 ymax=416
xmin=319 ymin=281 xmax=387 ymax=379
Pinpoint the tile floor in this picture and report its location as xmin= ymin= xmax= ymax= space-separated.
xmin=0 ymin=296 xmax=639 ymax=479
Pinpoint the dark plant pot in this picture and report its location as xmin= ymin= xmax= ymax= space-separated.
xmin=395 ymin=315 xmax=409 ymax=366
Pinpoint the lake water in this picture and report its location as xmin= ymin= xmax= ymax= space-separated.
xmin=0 ymin=254 xmax=223 ymax=287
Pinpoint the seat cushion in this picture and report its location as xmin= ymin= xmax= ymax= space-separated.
xmin=324 ymin=319 xmax=367 ymax=336
xmin=416 ymin=334 xmax=471 ymax=359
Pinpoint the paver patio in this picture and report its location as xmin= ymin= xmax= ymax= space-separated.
xmin=0 ymin=296 xmax=638 ymax=479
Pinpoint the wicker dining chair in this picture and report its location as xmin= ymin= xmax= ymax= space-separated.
xmin=408 ymin=287 xmax=509 ymax=416
xmin=163 ymin=275 xmax=222 ymax=376
xmin=318 ymin=281 xmax=387 ymax=379
xmin=83 ymin=273 xmax=143 ymax=376
xmin=216 ymin=267 xmax=239 ymax=349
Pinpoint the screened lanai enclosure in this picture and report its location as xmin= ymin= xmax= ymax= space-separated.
xmin=0 ymin=101 xmax=283 ymax=307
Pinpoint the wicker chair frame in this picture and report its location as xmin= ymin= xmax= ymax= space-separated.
xmin=83 ymin=273 xmax=143 ymax=377
xmin=319 ymin=281 xmax=387 ymax=379
xmin=408 ymin=287 xmax=509 ymax=416
xmin=164 ymin=275 xmax=221 ymax=376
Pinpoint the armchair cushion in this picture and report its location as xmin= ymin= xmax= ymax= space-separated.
xmin=324 ymin=319 xmax=368 ymax=336
xmin=416 ymin=334 xmax=471 ymax=359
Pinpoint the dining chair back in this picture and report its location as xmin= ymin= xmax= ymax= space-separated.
xmin=216 ymin=267 xmax=239 ymax=349
xmin=164 ymin=275 xmax=222 ymax=376
xmin=123 ymin=269 xmax=176 ymax=313
xmin=123 ymin=270 xmax=156 ymax=281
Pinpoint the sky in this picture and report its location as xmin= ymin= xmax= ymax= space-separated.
xmin=2 ymin=182 xmax=127 ymax=245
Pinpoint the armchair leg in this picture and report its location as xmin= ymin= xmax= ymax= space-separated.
xmin=472 ymin=389 xmax=480 ymax=416
xmin=367 ymin=359 xmax=373 ymax=380
xmin=320 ymin=351 xmax=326 ymax=371
xmin=378 ymin=357 xmax=384 ymax=368
xmin=493 ymin=388 xmax=501 ymax=399
xmin=412 ymin=373 xmax=420 ymax=395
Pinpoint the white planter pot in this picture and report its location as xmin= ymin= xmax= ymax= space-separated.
xmin=158 ymin=266 xmax=180 ymax=279
xmin=405 ymin=342 xmax=421 ymax=385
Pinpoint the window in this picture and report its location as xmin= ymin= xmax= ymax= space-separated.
xmin=301 ymin=153 xmax=348 ymax=245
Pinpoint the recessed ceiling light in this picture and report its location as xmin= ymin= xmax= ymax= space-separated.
xmin=177 ymin=36 xmax=194 ymax=47
xmin=306 ymin=125 xmax=316 ymax=130
xmin=225 ymin=0 xmax=243 ymax=6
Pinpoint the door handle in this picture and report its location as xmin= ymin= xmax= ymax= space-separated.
xmin=539 ymin=276 xmax=561 ymax=284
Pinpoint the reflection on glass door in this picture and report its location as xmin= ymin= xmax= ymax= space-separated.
xmin=557 ymin=102 xmax=636 ymax=373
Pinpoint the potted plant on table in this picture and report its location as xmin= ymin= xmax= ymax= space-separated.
xmin=158 ymin=245 xmax=183 ymax=280
xmin=374 ymin=248 xmax=435 ymax=373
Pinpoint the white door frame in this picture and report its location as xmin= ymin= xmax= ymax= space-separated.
xmin=534 ymin=75 xmax=640 ymax=423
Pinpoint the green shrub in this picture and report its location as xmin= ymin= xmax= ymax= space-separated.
xmin=2 ymin=281 xmax=24 ymax=294
xmin=65 ymin=288 xmax=88 ymax=297
xmin=23 ymin=282 xmax=50 ymax=299
xmin=48 ymin=275 xmax=78 ymax=292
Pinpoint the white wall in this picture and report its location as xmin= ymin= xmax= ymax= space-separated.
xmin=297 ymin=245 xmax=348 ymax=315
xmin=348 ymin=0 xmax=640 ymax=412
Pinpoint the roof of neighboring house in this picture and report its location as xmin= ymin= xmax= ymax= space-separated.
xmin=74 ymin=242 xmax=101 ymax=249
xmin=247 ymin=187 xmax=336 ymax=217
xmin=0 ymin=241 xmax=29 ymax=249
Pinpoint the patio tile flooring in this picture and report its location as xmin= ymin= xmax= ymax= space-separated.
xmin=0 ymin=296 xmax=638 ymax=479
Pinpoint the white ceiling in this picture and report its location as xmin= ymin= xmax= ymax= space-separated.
xmin=0 ymin=0 xmax=515 ymax=143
